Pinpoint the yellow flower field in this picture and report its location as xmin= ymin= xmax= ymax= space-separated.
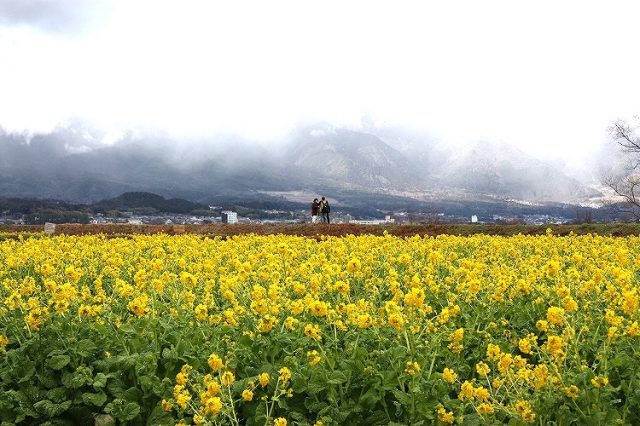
xmin=1 ymin=231 xmax=640 ymax=425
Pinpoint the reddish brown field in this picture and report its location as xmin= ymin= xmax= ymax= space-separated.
xmin=2 ymin=223 xmax=640 ymax=237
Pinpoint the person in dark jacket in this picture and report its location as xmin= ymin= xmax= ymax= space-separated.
xmin=311 ymin=198 xmax=320 ymax=223
xmin=320 ymin=196 xmax=330 ymax=224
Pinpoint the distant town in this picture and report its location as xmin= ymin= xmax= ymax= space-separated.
xmin=0 ymin=206 xmax=593 ymax=227
xmin=0 ymin=191 xmax=627 ymax=227
xmin=85 ymin=210 xmax=581 ymax=226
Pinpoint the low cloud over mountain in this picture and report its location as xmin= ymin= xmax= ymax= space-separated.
xmin=0 ymin=124 xmax=599 ymax=205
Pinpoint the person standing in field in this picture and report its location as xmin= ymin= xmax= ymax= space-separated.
xmin=320 ymin=196 xmax=330 ymax=224
xmin=311 ymin=198 xmax=320 ymax=223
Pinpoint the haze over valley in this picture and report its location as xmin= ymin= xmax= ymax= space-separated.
xmin=0 ymin=123 xmax=601 ymax=208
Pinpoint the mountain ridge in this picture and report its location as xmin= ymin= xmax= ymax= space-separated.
xmin=0 ymin=124 xmax=600 ymax=205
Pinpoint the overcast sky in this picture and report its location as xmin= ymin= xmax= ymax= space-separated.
xmin=0 ymin=0 xmax=638 ymax=170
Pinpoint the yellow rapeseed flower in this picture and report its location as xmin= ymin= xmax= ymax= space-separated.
xmin=259 ymin=372 xmax=270 ymax=388
xmin=304 ymin=323 xmax=322 ymax=340
xmin=0 ymin=335 xmax=8 ymax=350
xmin=437 ymin=406 xmax=455 ymax=424
xmin=208 ymin=354 xmax=224 ymax=372
xmin=476 ymin=361 xmax=491 ymax=376
xmin=279 ymin=367 xmax=292 ymax=383
xmin=476 ymin=402 xmax=494 ymax=415
xmin=546 ymin=306 xmax=565 ymax=326
xmin=242 ymin=389 xmax=254 ymax=401
xmin=404 ymin=361 xmax=421 ymax=376
xmin=442 ymin=368 xmax=458 ymax=384
xmin=564 ymin=384 xmax=579 ymax=399
xmin=221 ymin=371 xmax=235 ymax=386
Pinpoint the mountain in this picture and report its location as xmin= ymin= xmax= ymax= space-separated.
xmin=361 ymin=127 xmax=600 ymax=202
xmin=0 ymin=191 xmax=219 ymax=224
xmin=430 ymin=141 xmax=596 ymax=202
xmin=93 ymin=192 xmax=209 ymax=214
xmin=0 ymin=124 xmax=600 ymax=205
xmin=284 ymin=126 xmax=424 ymax=190
xmin=0 ymin=130 xmax=293 ymax=203
xmin=0 ymin=192 xmax=210 ymax=215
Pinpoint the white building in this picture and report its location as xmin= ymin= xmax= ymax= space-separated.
xmin=221 ymin=211 xmax=238 ymax=224
xmin=349 ymin=215 xmax=395 ymax=225
xmin=349 ymin=219 xmax=386 ymax=225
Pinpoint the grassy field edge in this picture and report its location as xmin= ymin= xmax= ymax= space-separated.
xmin=2 ymin=223 xmax=640 ymax=237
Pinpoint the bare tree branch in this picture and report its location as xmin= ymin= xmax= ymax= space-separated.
xmin=603 ymin=171 xmax=640 ymax=220
xmin=609 ymin=119 xmax=640 ymax=152
xmin=602 ymin=117 xmax=640 ymax=221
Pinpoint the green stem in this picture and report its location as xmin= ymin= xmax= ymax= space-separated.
xmin=265 ymin=378 xmax=281 ymax=426
xmin=403 ymin=329 xmax=412 ymax=354
xmin=426 ymin=343 xmax=438 ymax=381
xmin=227 ymin=384 xmax=240 ymax=426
